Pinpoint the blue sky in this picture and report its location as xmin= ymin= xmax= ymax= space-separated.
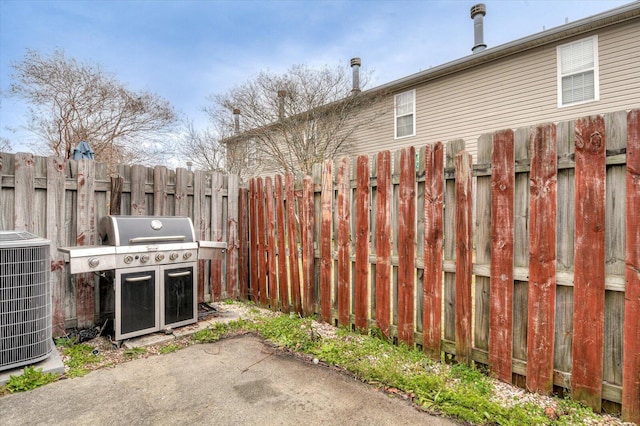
xmin=0 ymin=0 xmax=633 ymax=154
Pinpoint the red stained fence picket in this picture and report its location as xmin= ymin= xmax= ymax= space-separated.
xmin=623 ymin=110 xmax=640 ymax=424
xmin=242 ymin=110 xmax=639 ymax=419
xmin=489 ymin=130 xmax=515 ymax=381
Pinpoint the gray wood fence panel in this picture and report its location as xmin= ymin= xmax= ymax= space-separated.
xmin=34 ymin=156 xmax=48 ymax=238
xmin=604 ymin=110 xmax=627 ymax=387
xmin=14 ymin=153 xmax=35 ymax=232
xmin=47 ymin=156 xmax=68 ymax=335
xmin=0 ymin=151 xmax=240 ymax=331
xmin=0 ymin=153 xmax=13 ymax=230
xmin=513 ymin=127 xmax=530 ymax=363
xmin=153 ymin=166 xmax=168 ymax=216
xmin=475 ymin=134 xmax=492 ymax=352
xmin=443 ymin=140 xmax=465 ymax=344
xmin=131 ymin=164 xmax=147 ymax=216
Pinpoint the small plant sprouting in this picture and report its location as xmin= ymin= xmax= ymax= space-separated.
xmin=123 ymin=347 xmax=147 ymax=360
xmin=4 ymin=366 xmax=59 ymax=393
xmin=158 ymin=343 xmax=180 ymax=354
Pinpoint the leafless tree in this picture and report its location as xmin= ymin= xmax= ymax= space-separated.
xmin=178 ymin=118 xmax=226 ymax=172
xmin=206 ymin=63 xmax=389 ymax=176
xmin=0 ymin=137 xmax=11 ymax=153
xmin=8 ymin=49 xmax=177 ymax=172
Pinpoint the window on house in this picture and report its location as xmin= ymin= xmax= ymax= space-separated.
xmin=395 ymin=90 xmax=415 ymax=138
xmin=557 ymin=36 xmax=599 ymax=107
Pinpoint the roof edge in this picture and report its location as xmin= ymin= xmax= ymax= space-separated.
xmin=371 ymin=2 xmax=640 ymax=93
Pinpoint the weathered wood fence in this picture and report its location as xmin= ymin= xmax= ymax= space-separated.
xmin=246 ymin=109 xmax=640 ymax=422
xmin=0 ymin=154 xmax=247 ymax=335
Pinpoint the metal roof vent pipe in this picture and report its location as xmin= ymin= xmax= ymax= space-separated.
xmin=277 ymin=90 xmax=287 ymax=120
xmin=470 ymin=3 xmax=487 ymax=53
xmin=351 ymin=57 xmax=361 ymax=94
xmin=233 ymin=108 xmax=241 ymax=134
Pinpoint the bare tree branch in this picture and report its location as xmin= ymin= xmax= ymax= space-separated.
xmin=206 ymin=63 xmax=390 ymax=176
xmin=8 ymin=49 xmax=178 ymax=173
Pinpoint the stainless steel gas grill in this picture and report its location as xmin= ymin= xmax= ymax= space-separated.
xmin=59 ymin=216 xmax=225 ymax=342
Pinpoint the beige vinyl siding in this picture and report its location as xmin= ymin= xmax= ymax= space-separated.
xmin=345 ymin=19 xmax=640 ymax=160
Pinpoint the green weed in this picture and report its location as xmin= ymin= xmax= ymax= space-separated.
xmin=191 ymin=319 xmax=249 ymax=343
xmin=123 ymin=347 xmax=146 ymax=360
xmin=61 ymin=343 xmax=103 ymax=378
xmin=3 ymin=366 xmax=59 ymax=393
xmin=158 ymin=343 xmax=180 ymax=354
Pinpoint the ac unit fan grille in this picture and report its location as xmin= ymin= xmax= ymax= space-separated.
xmin=0 ymin=233 xmax=52 ymax=371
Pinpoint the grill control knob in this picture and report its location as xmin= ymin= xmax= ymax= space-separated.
xmin=88 ymin=257 xmax=100 ymax=268
xmin=155 ymin=253 xmax=165 ymax=262
xmin=183 ymin=252 xmax=192 ymax=260
xmin=169 ymin=252 xmax=179 ymax=261
xmin=124 ymin=255 xmax=134 ymax=264
xmin=140 ymin=254 xmax=150 ymax=263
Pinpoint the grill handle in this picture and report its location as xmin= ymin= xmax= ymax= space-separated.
xmin=125 ymin=275 xmax=153 ymax=283
xmin=167 ymin=271 xmax=192 ymax=278
xmin=128 ymin=235 xmax=186 ymax=244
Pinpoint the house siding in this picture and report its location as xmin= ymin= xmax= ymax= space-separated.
xmin=344 ymin=18 xmax=640 ymax=160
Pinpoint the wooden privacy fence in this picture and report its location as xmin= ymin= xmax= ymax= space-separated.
xmin=0 ymin=153 xmax=247 ymax=335
xmin=246 ymin=109 xmax=640 ymax=422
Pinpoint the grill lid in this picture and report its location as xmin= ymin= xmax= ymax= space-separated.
xmin=99 ymin=216 xmax=196 ymax=246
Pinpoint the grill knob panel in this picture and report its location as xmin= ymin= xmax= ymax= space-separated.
xmin=140 ymin=254 xmax=150 ymax=263
xmin=183 ymin=252 xmax=192 ymax=260
xmin=124 ymin=255 xmax=134 ymax=264
xmin=88 ymin=257 xmax=100 ymax=268
xmin=155 ymin=253 xmax=165 ymax=262
xmin=169 ymin=252 xmax=179 ymax=261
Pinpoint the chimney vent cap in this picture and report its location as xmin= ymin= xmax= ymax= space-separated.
xmin=350 ymin=57 xmax=362 ymax=67
xmin=470 ymin=3 xmax=486 ymax=18
xmin=232 ymin=108 xmax=241 ymax=115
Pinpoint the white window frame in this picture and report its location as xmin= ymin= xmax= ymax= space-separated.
xmin=394 ymin=89 xmax=416 ymax=139
xmin=556 ymin=35 xmax=599 ymax=108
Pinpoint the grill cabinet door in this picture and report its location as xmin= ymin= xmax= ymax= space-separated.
xmin=161 ymin=262 xmax=197 ymax=329
xmin=115 ymin=266 xmax=159 ymax=340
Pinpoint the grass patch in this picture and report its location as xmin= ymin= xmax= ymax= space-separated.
xmin=191 ymin=319 xmax=249 ymax=343
xmin=158 ymin=343 xmax=181 ymax=355
xmin=56 ymin=339 xmax=104 ymax=378
xmin=123 ymin=347 xmax=146 ymax=360
xmin=226 ymin=306 xmax=601 ymax=425
xmin=2 ymin=366 xmax=59 ymax=393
